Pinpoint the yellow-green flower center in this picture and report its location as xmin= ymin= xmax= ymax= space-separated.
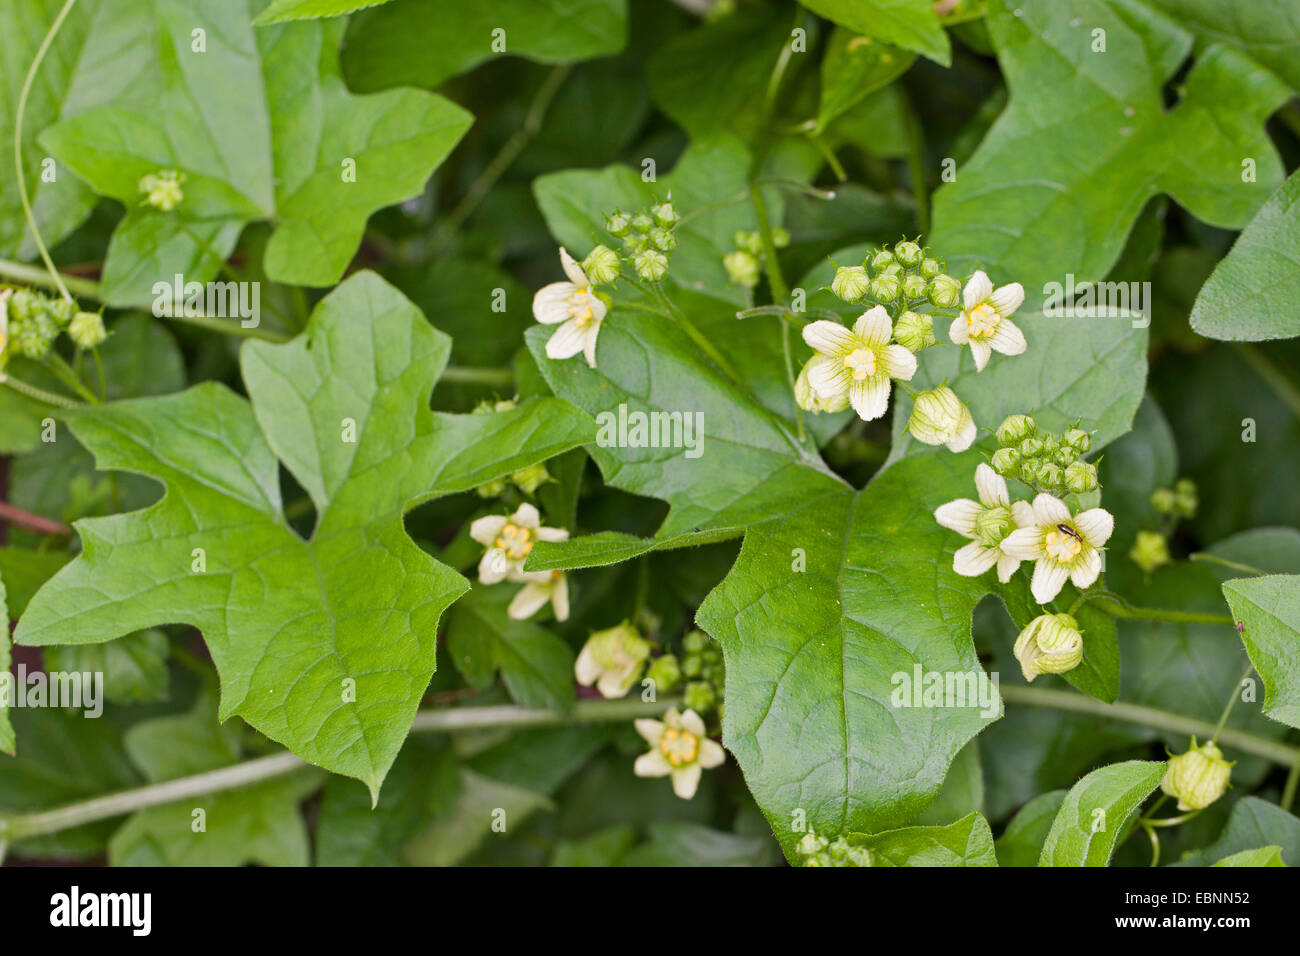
xmin=496 ymin=522 xmax=534 ymax=560
xmin=660 ymin=727 xmax=699 ymax=768
xmin=966 ymin=303 xmax=1000 ymax=339
xmin=1044 ymin=527 xmax=1082 ymax=562
xmin=567 ymin=290 xmax=595 ymax=326
xmin=844 ymin=347 xmax=877 ymax=380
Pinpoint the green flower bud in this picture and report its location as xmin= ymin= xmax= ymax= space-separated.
xmin=1064 ymin=460 xmax=1098 ymax=494
xmin=511 ymin=462 xmax=550 ymax=494
xmin=1150 ymin=487 xmax=1177 ymax=514
xmin=723 ymin=250 xmax=759 ymax=288
xmin=1161 ymin=739 xmax=1233 ymax=811
xmin=1038 ymin=433 xmax=1060 ymax=455
xmin=894 ymin=240 xmax=923 ymax=267
xmin=68 ymin=311 xmax=107 ymax=349
xmin=1052 ymin=445 xmax=1078 ymax=469
xmin=651 ymin=201 xmax=679 ymax=228
xmin=975 ymin=505 xmax=1014 ymax=548
xmin=830 ymin=265 xmax=870 ymax=302
xmin=50 ymin=297 xmax=76 ymax=327
xmin=1038 ymin=461 xmax=1063 ymax=489
xmin=1173 ymin=478 xmax=1198 ymax=518
xmin=733 ymin=231 xmax=763 ymax=256
xmin=1018 ymin=437 xmax=1043 ymax=458
xmin=582 ymin=245 xmax=621 ymax=286
xmin=138 ymin=168 xmax=186 ymax=212
xmin=1014 ymin=613 xmax=1084 ymax=681
xmin=631 ymin=212 xmax=653 ymax=234
xmin=475 ymin=476 xmax=508 ymax=498
xmin=901 ymin=274 xmax=929 ymax=300
xmin=927 ymin=274 xmax=961 ymax=309
xmin=683 ymin=680 xmax=716 ymax=714
xmin=1062 ymin=427 xmax=1092 ymax=453
xmin=797 ymin=831 xmax=871 ymax=867
xmin=681 ymin=655 xmax=703 ymax=679
xmin=683 ymin=630 xmax=708 ymax=655
xmin=645 ymin=654 xmax=682 ymax=693
xmin=893 ymin=310 xmax=935 ymax=351
xmin=1129 ymin=529 xmax=1170 ymax=574
xmin=622 ymin=234 xmax=646 ymax=253
xmin=8 ymin=289 xmax=36 ymax=321
xmin=605 ymin=210 xmax=632 ymax=237
xmin=1020 ymin=457 xmax=1045 ymax=484
xmin=635 ymin=249 xmax=670 ymax=282
xmin=649 ymin=227 xmax=678 ymax=253
xmin=919 ymin=257 xmax=942 ymax=279
xmin=771 ymin=227 xmax=791 ymax=249
xmin=991 ymin=447 xmax=1022 ymax=478
xmin=907 ymin=385 xmax=975 ymax=451
xmin=870 ymin=272 xmax=900 ymax=303
xmin=869 ymin=248 xmax=895 ymax=271
xmin=795 ymin=359 xmax=850 ymax=414
xmin=996 ymin=414 xmax=1037 ymax=446
xmin=575 ymin=622 xmax=651 ymax=698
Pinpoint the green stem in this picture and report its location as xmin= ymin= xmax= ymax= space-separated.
xmin=1235 ymin=343 xmax=1300 ymax=420
xmin=439 ymin=365 xmax=515 ymax=389
xmin=1282 ymin=753 xmax=1300 ymax=812
xmin=1211 ymin=663 xmax=1254 ymax=745
xmin=12 ymin=0 xmax=79 ymax=302
xmin=647 ymin=280 xmax=749 ymax=390
xmin=0 ymin=258 xmax=99 ymax=300
xmin=999 ymin=685 xmax=1298 ymax=766
xmin=0 ymin=373 xmax=80 ymax=408
xmin=42 ymin=351 xmax=98 ymax=403
xmin=161 ymin=311 xmax=291 ymax=343
xmin=0 ymin=697 xmax=679 ymax=844
xmin=749 ymin=183 xmax=788 ymax=302
xmin=1189 ymin=552 xmax=1270 ymax=577
xmin=1089 ymin=595 xmax=1234 ymax=626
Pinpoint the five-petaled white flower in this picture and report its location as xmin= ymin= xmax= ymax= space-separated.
xmin=533 ymin=247 xmax=607 ymax=368
xmin=1000 ymin=494 xmax=1114 ymax=603
xmin=949 ymin=270 xmax=1027 ymax=372
xmin=470 ymin=504 xmax=570 ymax=620
xmin=934 ymin=463 xmax=1034 ymax=583
xmin=634 ymin=707 xmax=726 ymax=800
xmin=801 ymin=305 xmax=917 ymax=421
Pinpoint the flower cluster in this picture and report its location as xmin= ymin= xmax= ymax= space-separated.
xmin=0 ymin=287 xmax=105 ymax=372
xmin=646 ymin=628 xmax=725 ymax=717
xmin=796 ymin=831 xmax=872 ymax=867
xmin=1131 ymin=478 xmax=1198 ymax=573
xmin=723 ymin=227 xmax=789 ymax=289
xmin=469 ymin=503 xmax=570 ymax=622
xmin=138 ymin=168 xmax=185 ymax=212
xmin=989 ymin=414 xmax=1098 ymax=498
xmin=607 ymin=199 xmax=681 ymax=282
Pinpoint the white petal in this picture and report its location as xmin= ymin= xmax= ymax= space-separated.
xmin=806 ymin=355 xmax=850 ymax=399
xmin=934 ymin=498 xmax=982 ymax=536
xmin=469 ymin=514 xmax=508 ymax=546
xmin=550 ymin=574 xmax=570 ymax=621
xmin=1074 ymin=508 xmax=1114 ymax=547
xmin=1001 ymin=527 xmax=1044 ymax=560
xmin=1031 ymin=493 xmax=1071 ymax=526
xmin=849 ymin=375 xmax=890 ymax=421
xmin=879 ymin=344 xmax=917 ymax=381
xmin=634 ymin=750 xmax=672 ymax=778
xmin=990 ymin=317 xmax=1027 ymax=356
xmin=946 ymin=412 xmax=977 ymax=452
xmin=1070 ymin=548 xmax=1102 ymax=589
xmin=852 ymin=305 xmax=892 ymax=346
xmin=974 ymin=463 xmax=1009 ymax=507
xmin=802 ymin=319 xmax=857 ymax=355
xmin=634 ymin=718 xmax=664 ymax=745
xmin=535 ymin=526 xmax=569 ymax=542
xmin=948 ymin=314 xmax=969 ymax=344
xmin=1030 ymin=560 xmax=1070 ymax=603
xmin=963 ymin=270 xmax=993 ymax=310
xmin=559 ymin=246 xmax=588 ymax=286
xmin=1011 ymin=500 xmax=1036 ymax=526
xmin=699 ymin=739 xmax=726 ymax=769
xmin=575 ymin=645 xmax=602 ymax=686
xmin=545 ymin=318 xmax=589 ymax=360
xmin=989 ymin=282 xmax=1025 ymax=316
xmin=597 ymin=667 xmax=633 ymax=698
xmin=508 ymin=583 xmax=550 ymax=620
xmin=679 ymin=708 xmax=707 ymax=737
xmin=953 ymin=541 xmax=999 ymax=577
xmin=970 ymin=338 xmax=992 ymax=371
xmin=532 ymin=282 xmax=577 ymax=324
xmin=582 ymin=322 xmax=600 ymax=368
xmin=512 ymin=503 xmax=541 ymax=528
xmin=671 ymin=764 xmax=703 ymax=799
xmin=477 ymin=549 xmax=508 ymax=584
xmin=995 ymin=552 xmax=1021 ymax=583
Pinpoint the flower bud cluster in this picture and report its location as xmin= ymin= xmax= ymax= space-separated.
xmin=829 ymin=239 xmax=960 ymax=317
xmin=605 ymin=199 xmax=682 ymax=282
xmin=989 ymin=413 xmax=1097 ymax=497
xmin=2 ymin=286 xmax=99 ymax=363
xmin=796 ymin=831 xmax=872 ymax=867
xmin=723 ymin=227 xmax=789 ymax=289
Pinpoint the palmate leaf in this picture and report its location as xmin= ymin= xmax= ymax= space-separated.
xmin=38 ymin=0 xmax=472 ymax=300
xmin=1223 ymin=574 xmax=1300 ymax=730
xmin=849 ymin=812 xmax=998 ymax=866
xmin=1038 ymin=760 xmax=1165 ymax=866
xmin=16 ymin=271 xmax=594 ymax=795
xmin=1144 ymin=0 xmax=1300 ymax=93
xmin=1173 ymin=796 xmax=1300 ymax=867
xmin=931 ymin=0 xmax=1289 ymax=291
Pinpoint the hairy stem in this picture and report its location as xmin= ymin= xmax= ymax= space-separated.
xmin=1089 ymin=595 xmax=1234 ymax=626
xmin=0 ymin=374 xmax=80 ymax=408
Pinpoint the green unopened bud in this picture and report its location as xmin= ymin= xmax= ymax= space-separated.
xmin=635 ymin=249 xmax=669 ymax=282
xmin=927 ymin=274 xmax=961 ymax=309
xmin=894 ymin=240 xmax=923 ymax=267
xmin=975 ymin=505 xmax=1014 ymax=548
xmin=651 ymin=201 xmax=679 ymax=228
xmin=1038 ymin=462 xmax=1063 ymax=489
xmin=733 ymin=231 xmax=763 ymax=256
xmin=475 ymin=477 xmax=508 ymax=498
xmin=683 ymin=680 xmax=716 ymax=713
xmin=582 ymin=245 xmax=621 ymax=286
xmin=1173 ymin=478 xmax=1198 ymax=518
xmin=907 ymin=385 xmax=975 ymax=451
xmin=50 ymin=298 xmax=76 ymax=327
xmin=1039 ymin=433 xmax=1060 ymax=455
xmin=1020 ymin=457 xmax=1045 ymax=484
xmin=1161 ymin=739 xmax=1233 ymax=811
xmin=511 ymin=462 xmax=550 ymax=494
xmin=870 ymin=248 xmax=895 ymax=271
xmin=996 ymin=414 xmax=1037 ymax=446
xmin=575 ymin=622 xmax=651 ymax=698
xmin=631 ymin=212 xmax=653 ymax=234
xmin=893 ymin=310 xmax=934 ymax=351
xmin=901 ymin=274 xmax=928 ymax=300
xmin=1052 ymin=445 xmax=1078 ymax=469
xmin=991 ymin=447 xmax=1022 ymax=478
xmin=8 ymin=289 xmax=36 ymax=321
xmin=830 ymin=265 xmax=869 ymax=302
xmin=683 ymin=630 xmax=708 ymax=655
xmin=1014 ymin=613 xmax=1083 ymax=681
xmin=68 ymin=311 xmax=107 ymax=349
xmin=797 ymin=831 xmax=871 ymax=868
xmin=723 ymin=250 xmax=759 ymax=288
xmin=1130 ymin=529 xmax=1170 ymax=574
xmin=795 ymin=359 xmax=850 ymax=413
xmin=1062 ymin=427 xmax=1092 ymax=453
xmin=139 ymin=169 xmax=185 ymax=212
xmin=649 ymin=227 xmax=677 ymax=253
xmin=920 ymin=257 xmax=942 ymax=279
xmin=605 ymin=210 xmax=632 ymax=237
xmin=771 ymin=227 xmax=791 ymax=249
xmin=870 ymin=273 xmax=900 ymax=303
xmin=1150 ymin=487 xmax=1177 ymax=514
xmin=1064 ymin=460 xmax=1098 ymax=494
xmin=645 ymin=654 xmax=682 ymax=693
xmin=1018 ymin=437 xmax=1043 ymax=458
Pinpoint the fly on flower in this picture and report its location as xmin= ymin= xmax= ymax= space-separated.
xmin=999 ymin=494 xmax=1114 ymax=603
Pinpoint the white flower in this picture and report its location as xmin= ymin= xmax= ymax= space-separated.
xmin=1000 ymin=494 xmax=1114 ymax=603
xmin=907 ymin=385 xmax=976 ymax=452
xmin=1013 ymin=613 xmax=1084 ymax=681
xmin=575 ymin=621 xmax=650 ymax=698
xmin=800 ymin=306 xmax=917 ymax=421
xmin=634 ymin=707 xmax=726 ymax=799
xmin=794 ymin=357 xmax=850 ymax=413
xmin=948 ymin=270 xmax=1027 ymax=371
xmin=508 ymin=569 xmax=570 ymax=622
xmin=532 ymin=247 xmax=607 ymax=368
xmin=469 ymin=503 xmax=568 ymax=585
xmin=934 ymin=463 xmax=1034 ymax=583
